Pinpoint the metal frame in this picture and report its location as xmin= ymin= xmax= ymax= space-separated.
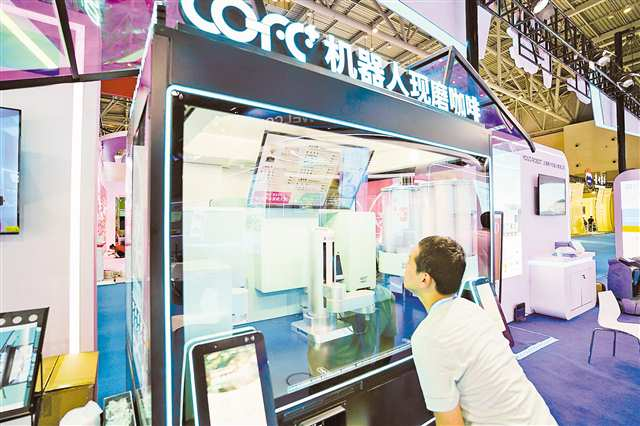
xmin=411 ymin=46 xmax=537 ymax=152
xmin=588 ymin=328 xmax=640 ymax=364
xmin=0 ymin=69 xmax=139 ymax=91
xmin=0 ymin=2 xmax=139 ymax=90
xmin=477 ymin=0 xmax=640 ymax=118
xmin=53 ymin=0 xmax=79 ymax=80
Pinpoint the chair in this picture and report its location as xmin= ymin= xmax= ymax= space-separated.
xmin=588 ymin=291 xmax=640 ymax=364
xmin=607 ymin=259 xmax=639 ymax=300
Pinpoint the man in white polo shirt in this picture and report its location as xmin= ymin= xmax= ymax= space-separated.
xmin=405 ymin=236 xmax=556 ymax=426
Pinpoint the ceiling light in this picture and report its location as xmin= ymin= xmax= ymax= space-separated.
xmin=619 ymin=73 xmax=640 ymax=88
xmin=532 ymin=0 xmax=555 ymax=21
xmin=595 ymin=50 xmax=613 ymax=67
xmin=608 ymin=15 xmax=614 ymax=19
xmin=386 ymin=44 xmax=392 ymax=49
xmin=372 ymin=27 xmax=379 ymax=34
xmin=623 ymin=6 xmax=632 ymax=14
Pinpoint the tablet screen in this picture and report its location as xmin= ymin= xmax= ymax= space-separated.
xmin=203 ymin=344 xmax=267 ymax=426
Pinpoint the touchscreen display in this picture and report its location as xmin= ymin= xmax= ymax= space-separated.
xmin=0 ymin=322 xmax=39 ymax=413
xmin=204 ymin=344 xmax=267 ymax=426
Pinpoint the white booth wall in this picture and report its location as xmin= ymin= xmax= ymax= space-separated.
xmin=0 ymin=82 xmax=100 ymax=356
xmin=495 ymin=142 xmax=570 ymax=322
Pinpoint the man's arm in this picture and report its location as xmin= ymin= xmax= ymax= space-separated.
xmin=434 ymin=404 xmax=464 ymax=426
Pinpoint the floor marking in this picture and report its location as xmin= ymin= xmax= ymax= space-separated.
xmin=515 ymin=337 xmax=559 ymax=360
xmin=510 ymin=325 xmax=554 ymax=338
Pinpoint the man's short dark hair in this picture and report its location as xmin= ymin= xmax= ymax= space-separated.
xmin=415 ymin=236 xmax=466 ymax=295
xmin=480 ymin=212 xmax=491 ymax=230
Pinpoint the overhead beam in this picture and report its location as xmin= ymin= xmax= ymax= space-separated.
xmin=293 ymin=0 xmax=430 ymax=58
xmin=485 ymin=82 xmax=571 ymax=123
xmin=566 ymin=0 xmax=606 ymax=18
xmin=595 ymin=19 xmax=640 ymax=45
xmin=484 ymin=44 xmax=575 ymax=120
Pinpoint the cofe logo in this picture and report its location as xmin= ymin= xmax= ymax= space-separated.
xmin=180 ymin=0 xmax=321 ymax=63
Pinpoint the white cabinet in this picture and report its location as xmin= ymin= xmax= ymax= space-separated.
xmin=529 ymin=255 xmax=596 ymax=320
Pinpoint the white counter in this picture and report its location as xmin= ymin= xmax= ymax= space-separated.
xmin=529 ymin=253 xmax=596 ymax=320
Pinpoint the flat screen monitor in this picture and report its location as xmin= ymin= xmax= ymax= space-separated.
xmin=191 ymin=332 xmax=276 ymax=426
xmin=0 ymin=107 xmax=21 ymax=234
xmin=538 ymin=174 xmax=566 ymax=216
xmin=248 ymin=132 xmax=372 ymax=209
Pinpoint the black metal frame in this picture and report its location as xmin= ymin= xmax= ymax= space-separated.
xmin=411 ymin=46 xmax=536 ymax=152
xmin=588 ymin=328 xmax=640 ymax=364
xmin=129 ymin=5 xmax=499 ymax=423
xmin=0 ymin=69 xmax=139 ymax=91
xmin=477 ymin=0 xmax=640 ymax=118
xmin=0 ymin=2 xmax=140 ymax=90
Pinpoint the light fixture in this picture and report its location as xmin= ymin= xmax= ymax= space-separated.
xmin=608 ymin=15 xmax=614 ymax=19
xmin=0 ymin=9 xmax=57 ymax=69
xmin=623 ymin=6 xmax=632 ymax=14
xmin=372 ymin=26 xmax=379 ymax=34
xmin=619 ymin=72 xmax=640 ymax=88
xmin=532 ymin=0 xmax=555 ymax=21
xmin=594 ymin=49 xmax=614 ymax=67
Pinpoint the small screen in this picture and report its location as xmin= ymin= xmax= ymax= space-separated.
xmin=0 ymin=107 xmax=21 ymax=234
xmin=203 ymin=344 xmax=267 ymax=426
xmin=0 ymin=323 xmax=39 ymax=413
xmin=538 ymin=174 xmax=566 ymax=216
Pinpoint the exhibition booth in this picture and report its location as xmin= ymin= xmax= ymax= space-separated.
xmin=568 ymin=180 xmax=614 ymax=236
xmin=122 ymin=1 xmax=545 ymax=424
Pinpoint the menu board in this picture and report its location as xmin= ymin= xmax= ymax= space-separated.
xmin=248 ymin=132 xmax=371 ymax=209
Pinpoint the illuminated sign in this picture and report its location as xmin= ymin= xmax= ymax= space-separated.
xmin=179 ymin=0 xmax=481 ymax=122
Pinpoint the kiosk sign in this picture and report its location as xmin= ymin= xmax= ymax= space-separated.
xmin=180 ymin=0 xmax=481 ymax=123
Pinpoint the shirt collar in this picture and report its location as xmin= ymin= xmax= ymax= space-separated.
xmin=428 ymin=296 xmax=455 ymax=314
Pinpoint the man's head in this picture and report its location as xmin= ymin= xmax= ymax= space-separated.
xmin=480 ymin=212 xmax=491 ymax=230
xmin=403 ymin=236 xmax=466 ymax=298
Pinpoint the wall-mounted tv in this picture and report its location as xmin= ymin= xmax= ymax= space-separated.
xmin=0 ymin=107 xmax=21 ymax=234
xmin=537 ymin=174 xmax=566 ymax=216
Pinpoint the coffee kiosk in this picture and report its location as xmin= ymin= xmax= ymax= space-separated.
xmin=125 ymin=2 xmax=533 ymax=424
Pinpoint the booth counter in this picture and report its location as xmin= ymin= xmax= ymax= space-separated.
xmin=124 ymin=2 xmax=535 ymax=424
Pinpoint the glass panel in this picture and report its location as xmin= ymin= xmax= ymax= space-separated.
xmin=170 ymin=99 xmax=491 ymax=408
xmin=412 ymin=53 xmax=529 ymax=142
xmin=64 ymin=0 xmax=185 ymax=74
xmin=64 ymin=0 xmax=150 ymax=74
xmin=126 ymin=105 xmax=152 ymax=425
xmin=0 ymin=0 xmax=71 ymax=81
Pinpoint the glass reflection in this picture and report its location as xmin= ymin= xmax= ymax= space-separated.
xmin=171 ymin=102 xmax=490 ymax=405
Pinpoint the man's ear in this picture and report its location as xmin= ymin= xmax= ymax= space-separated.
xmin=421 ymin=272 xmax=434 ymax=290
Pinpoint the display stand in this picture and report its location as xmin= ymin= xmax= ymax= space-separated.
xmin=0 ymin=307 xmax=49 ymax=425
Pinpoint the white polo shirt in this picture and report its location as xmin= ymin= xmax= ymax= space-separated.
xmin=411 ymin=297 xmax=557 ymax=426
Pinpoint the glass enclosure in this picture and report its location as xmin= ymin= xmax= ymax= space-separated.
xmin=126 ymin=104 xmax=152 ymax=425
xmin=160 ymin=95 xmax=492 ymax=416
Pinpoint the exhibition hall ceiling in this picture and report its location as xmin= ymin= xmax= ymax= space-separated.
xmin=2 ymin=0 xmax=639 ymax=136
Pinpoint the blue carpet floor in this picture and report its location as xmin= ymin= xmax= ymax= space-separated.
xmin=96 ymin=283 xmax=128 ymax=406
xmin=515 ymin=309 xmax=640 ymax=426
xmin=574 ymin=233 xmax=615 ymax=283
